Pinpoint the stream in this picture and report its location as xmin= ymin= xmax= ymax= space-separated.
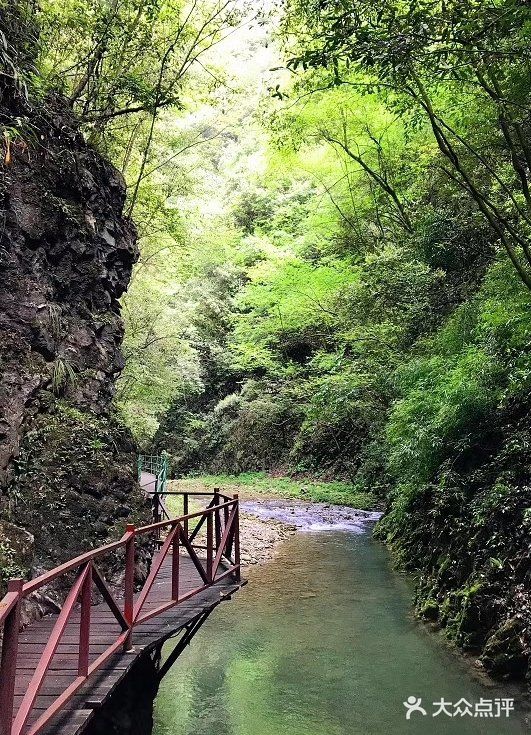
xmin=153 ymin=500 xmax=529 ymax=734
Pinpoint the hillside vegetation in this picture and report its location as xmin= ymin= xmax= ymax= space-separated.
xmin=2 ymin=0 xmax=531 ymax=682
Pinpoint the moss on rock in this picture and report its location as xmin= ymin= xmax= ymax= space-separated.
xmin=8 ymin=400 xmax=149 ymax=570
xmin=481 ymin=618 xmax=529 ymax=679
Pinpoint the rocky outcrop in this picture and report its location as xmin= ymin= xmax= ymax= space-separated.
xmin=0 ymin=11 xmax=149 ymax=586
xmin=0 ymin=97 xmax=137 ymax=480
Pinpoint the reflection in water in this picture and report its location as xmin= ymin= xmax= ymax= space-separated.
xmin=154 ymin=530 xmax=529 ymax=735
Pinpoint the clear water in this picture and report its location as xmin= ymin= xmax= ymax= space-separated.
xmin=153 ymin=524 xmax=530 ymax=735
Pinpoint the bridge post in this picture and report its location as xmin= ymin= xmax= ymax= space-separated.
xmin=124 ymin=524 xmax=136 ymax=652
xmin=171 ymin=525 xmax=180 ymax=601
xmin=160 ymin=452 xmax=168 ymax=494
xmin=153 ymin=488 xmax=161 ymax=525
xmin=78 ymin=563 xmax=92 ymax=676
xmin=206 ymin=511 xmax=213 ymax=583
xmin=0 ymin=578 xmax=23 ymax=735
xmin=183 ymin=494 xmax=189 ymax=539
xmin=233 ymin=494 xmax=241 ymax=583
xmin=213 ymin=488 xmax=221 ymax=551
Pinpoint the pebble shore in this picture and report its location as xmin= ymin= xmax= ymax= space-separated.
xmin=238 ymin=511 xmax=296 ymax=566
xmin=238 ymin=497 xmax=381 ymax=565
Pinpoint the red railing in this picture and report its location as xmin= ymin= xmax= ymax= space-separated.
xmin=0 ymin=491 xmax=241 ymax=735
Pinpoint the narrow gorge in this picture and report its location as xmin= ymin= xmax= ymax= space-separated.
xmin=1 ymin=1 xmax=531 ymax=733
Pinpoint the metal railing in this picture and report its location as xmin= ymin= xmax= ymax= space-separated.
xmin=0 ymin=491 xmax=241 ymax=735
xmin=137 ymin=453 xmax=168 ymax=493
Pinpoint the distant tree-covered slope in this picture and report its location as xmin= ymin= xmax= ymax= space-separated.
xmin=150 ymin=1 xmax=531 ymax=683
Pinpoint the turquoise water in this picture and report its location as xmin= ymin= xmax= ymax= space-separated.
xmin=153 ymin=529 xmax=529 ymax=735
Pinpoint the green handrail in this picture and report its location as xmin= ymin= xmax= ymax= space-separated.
xmin=137 ymin=453 xmax=168 ymax=493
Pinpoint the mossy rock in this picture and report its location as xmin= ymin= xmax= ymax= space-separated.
xmin=0 ymin=521 xmax=34 ymax=589
xmin=439 ymin=595 xmax=452 ymax=624
xmin=419 ymin=599 xmax=439 ymax=621
xmin=8 ymin=401 xmax=149 ymax=569
xmin=480 ymin=618 xmax=528 ymax=678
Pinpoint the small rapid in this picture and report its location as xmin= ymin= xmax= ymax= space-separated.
xmin=241 ymin=498 xmax=382 ymax=533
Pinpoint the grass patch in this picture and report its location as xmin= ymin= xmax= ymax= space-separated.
xmin=172 ymin=472 xmax=377 ymax=509
xmin=164 ymin=492 xmax=205 ymax=518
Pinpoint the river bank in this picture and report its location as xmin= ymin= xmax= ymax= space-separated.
xmin=239 ymin=507 xmax=296 ymax=566
xmin=171 ymin=473 xmax=377 ymax=510
xmin=165 ymin=480 xmax=298 ymax=565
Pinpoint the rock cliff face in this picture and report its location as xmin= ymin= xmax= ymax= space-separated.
xmin=0 ymin=14 xmax=149 ymax=584
xmin=0 ymin=97 xmax=136 ymax=475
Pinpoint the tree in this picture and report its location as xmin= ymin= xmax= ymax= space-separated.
xmin=37 ymin=0 xmax=249 ymax=209
xmin=283 ymin=0 xmax=531 ymax=289
xmin=39 ymin=0 xmax=244 ymax=128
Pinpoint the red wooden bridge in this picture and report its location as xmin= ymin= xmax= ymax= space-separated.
xmin=0 ymin=464 xmax=245 ymax=735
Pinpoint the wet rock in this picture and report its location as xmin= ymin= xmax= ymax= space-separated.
xmin=241 ymin=499 xmax=381 ymax=533
xmin=419 ymin=600 xmax=439 ymax=621
xmin=238 ymin=498 xmax=381 ymax=567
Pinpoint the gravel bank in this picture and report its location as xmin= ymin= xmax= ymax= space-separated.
xmin=239 ymin=511 xmax=296 ymax=566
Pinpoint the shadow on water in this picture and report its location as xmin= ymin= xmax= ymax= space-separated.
xmin=153 ymin=514 xmax=530 ymax=735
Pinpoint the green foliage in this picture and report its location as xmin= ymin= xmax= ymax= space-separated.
xmin=232 ymin=258 xmax=359 ymax=373
xmin=0 ymin=1 xmax=37 ymax=99
xmin=174 ymin=472 xmax=376 ymax=510
xmin=0 ymin=540 xmax=26 ymax=587
xmin=387 ymin=348 xmax=500 ymax=484
xmin=132 ymin=4 xmax=521 ymax=502
xmin=36 ymin=0 xmax=243 ymax=132
xmin=381 ymin=256 xmax=531 ymax=510
xmin=283 ymin=0 xmax=531 ymax=289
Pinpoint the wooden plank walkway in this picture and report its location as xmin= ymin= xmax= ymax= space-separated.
xmin=1 ymin=464 xmax=245 ymax=735
xmin=140 ymin=471 xmax=157 ymax=495
xmin=16 ymin=554 xmax=243 ymax=735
